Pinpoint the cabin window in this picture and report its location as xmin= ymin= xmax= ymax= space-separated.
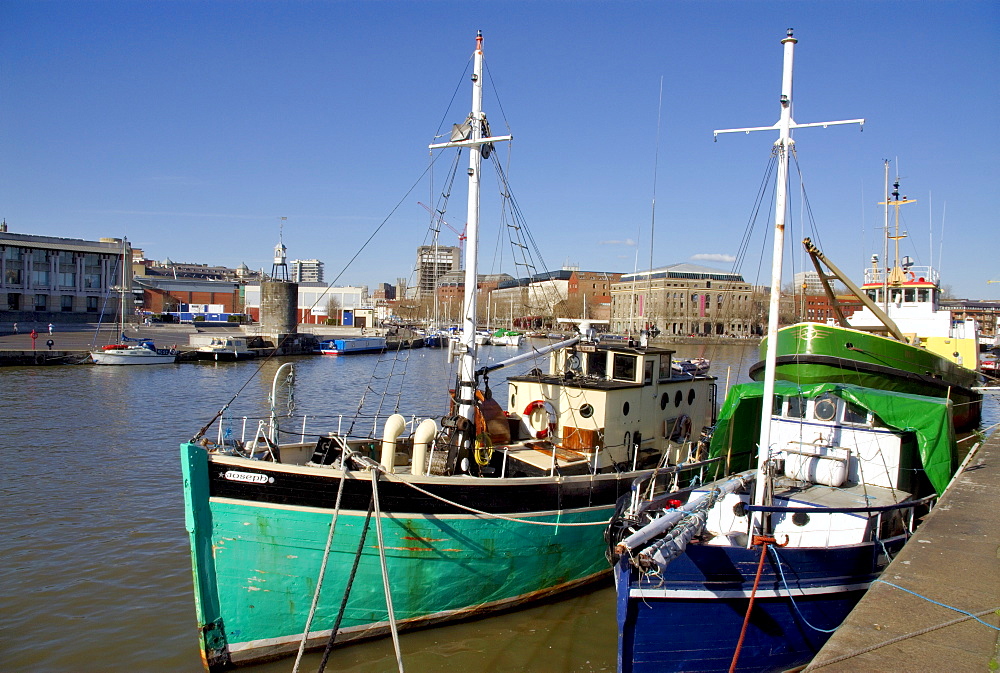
xmin=813 ymin=394 xmax=837 ymax=422
xmin=580 ymin=404 xmax=594 ymax=419
xmin=843 ymin=401 xmax=868 ymax=425
xmin=904 ymin=288 xmax=916 ymax=302
xmin=917 ymin=288 xmax=930 ymax=302
xmin=688 ymin=388 xmax=696 ymax=405
xmin=612 ymin=354 xmax=637 ymax=382
xmin=660 ymin=393 xmax=668 ymax=410
xmin=788 ymin=396 xmax=807 ymax=419
xmin=658 ymin=354 xmax=671 ymax=381
xmin=773 ymin=395 xmax=784 ymax=415
xmin=623 ymin=401 xmax=630 ymax=416
xmin=866 ymin=289 xmax=877 ymax=302
xmin=674 ymin=390 xmax=683 ymax=407
xmin=643 ymin=360 xmax=654 ymax=385
xmin=587 ymin=352 xmax=607 ymax=378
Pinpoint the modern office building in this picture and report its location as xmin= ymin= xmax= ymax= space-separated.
xmin=0 ymin=226 xmax=130 ymax=320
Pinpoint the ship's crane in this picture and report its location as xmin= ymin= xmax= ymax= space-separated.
xmin=418 ymin=202 xmax=467 ymax=250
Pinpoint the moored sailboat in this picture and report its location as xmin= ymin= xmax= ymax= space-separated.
xmin=181 ymin=33 xmax=719 ymax=670
xmin=90 ymin=237 xmax=176 ymax=365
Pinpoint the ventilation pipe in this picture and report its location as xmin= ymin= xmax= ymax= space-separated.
xmin=380 ymin=414 xmax=407 ymax=473
xmin=411 ymin=418 xmax=438 ymax=476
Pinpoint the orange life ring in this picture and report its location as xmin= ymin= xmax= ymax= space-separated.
xmin=907 ymin=271 xmax=916 ymax=282
xmin=522 ymin=399 xmax=557 ymax=439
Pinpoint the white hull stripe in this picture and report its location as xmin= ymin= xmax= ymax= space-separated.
xmin=629 ymin=581 xmax=871 ymax=600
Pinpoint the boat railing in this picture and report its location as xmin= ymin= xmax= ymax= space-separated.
xmin=863 ymin=266 xmax=939 ymax=285
xmin=215 ymin=412 xmax=434 ymax=448
xmin=745 ymin=492 xmax=938 ymax=541
xmin=626 ymin=456 xmax=727 ymax=516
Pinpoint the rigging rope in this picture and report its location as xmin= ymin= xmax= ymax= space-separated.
xmin=371 ymin=468 xmax=405 ymax=672
xmin=316 ymin=491 xmax=375 ymax=673
xmin=291 ymin=454 xmax=351 ymax=673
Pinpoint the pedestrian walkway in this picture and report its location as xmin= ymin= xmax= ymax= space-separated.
xmin=805 ymin=427 xmax=1000 ymax=672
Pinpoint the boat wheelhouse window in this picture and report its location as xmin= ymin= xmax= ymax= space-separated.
xmin=813 ymin=394 xmax=837 ymax=422
xmin=866 ymin=289 xmax=877 ymax=301
xmin=587 ymin=352 xmax=607 ymax=378
xmin=658 ymin=354 xmax=671 ymax=381
xmin=904 ymin=288 xmax=916 ymax=302
xmin=612 ymin=354 xmax=637 ymax=382
xmin=843 ymin=401 xmax=868 ymax=425
xmin=787 ymin=396 xmax=807 ymax=419
xmin=918 ymin=288 xmax=930 ymax=302
xmin=643 ymin=360 xmax=654 ymax=385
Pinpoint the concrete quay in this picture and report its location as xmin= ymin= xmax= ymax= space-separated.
xmin=804 ymin=428 xmax=1000 ymax=672
xmin=0 ymin=323 xmax=423 ymax=365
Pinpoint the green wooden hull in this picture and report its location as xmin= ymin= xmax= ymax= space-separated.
xmin=182 ymin=443 xmax=617 ymax=669
xmin=751 ymin=323 xmax=981 ymax=430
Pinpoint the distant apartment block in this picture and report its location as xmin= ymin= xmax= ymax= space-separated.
xmin=291 ymin=259 xmax=325 ymax=284
xmin=416 ymin=245 xmax=460 ymax=298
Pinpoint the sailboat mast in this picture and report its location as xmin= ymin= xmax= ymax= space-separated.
xmin=714 ymin=29 xmax=864 ymax=533
xmin=458 ymin=31 xmax=485 ymax=420
xmin=428 ymin=32 xmax=511 ymax=429
xmin=754 ymin=31 xmax=797 ymax=519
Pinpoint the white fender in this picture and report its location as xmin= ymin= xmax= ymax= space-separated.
xmin=411 ymin=418 xmax=438 ymax=476
xmin=380 ymin=414 xmax=407 ymax=473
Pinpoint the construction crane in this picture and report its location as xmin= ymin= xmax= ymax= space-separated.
xmin=418 ymin=202 xmax=467 ymax=250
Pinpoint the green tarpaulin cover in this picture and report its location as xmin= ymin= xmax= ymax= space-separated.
xmin=708 ymin=381 xmax=957 ymax=495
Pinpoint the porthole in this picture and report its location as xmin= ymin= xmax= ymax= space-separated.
xmin=674 ymin=390 xmax=683 ymax=407
xmin=687 ymin=388 xmax=696 ymax=405
xmin=792 ymin=512 xmax=810 ymax=527
xmin=623 ymin=401 xmax=630 ymax=416
xmin=814 ymin=394 xmax=837 ymax=422
xmin=660 ymin=392 xmax=668 ymax=410
xmin=580 ymin=403 xmax=594 ymax=419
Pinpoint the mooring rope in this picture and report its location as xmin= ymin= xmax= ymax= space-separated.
xmin=769 ymin=545 xmax=841 ymax=634
xmin=806 ymin=605 xmax=1000 ymax=669
xmin=728 ymin=536 xmax=774 ymax=673
xmin=873 ymin=579 xmax=1000 ymax=632
xmin=290 ymin=454 xmax=351 ymax=673
xmin=379 ymin=469 xmax=611 ymax=527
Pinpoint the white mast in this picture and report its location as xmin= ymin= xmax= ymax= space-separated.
xmin=429 ymin=32 xmax=512 ymax=432
xmin=714 ymin=29 xmax=864 ymax=534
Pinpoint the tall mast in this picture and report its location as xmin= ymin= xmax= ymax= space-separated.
xmin=880 ymin=171 xmax=916 ymax=289
xmin=714 ymin=29 xmax=864 ymax=533
xmin=429 ymin=32 xmax=511 ymax=431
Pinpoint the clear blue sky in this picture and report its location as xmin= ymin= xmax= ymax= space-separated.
xmin=3 ymin=1 xmax=998 ymax=299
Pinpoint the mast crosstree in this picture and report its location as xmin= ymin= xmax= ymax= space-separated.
xmin=714 ymin=29 xmax=864 ymax=532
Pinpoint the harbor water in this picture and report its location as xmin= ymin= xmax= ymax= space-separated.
xmin=8 ymin=340 xmax=987 ymax=672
